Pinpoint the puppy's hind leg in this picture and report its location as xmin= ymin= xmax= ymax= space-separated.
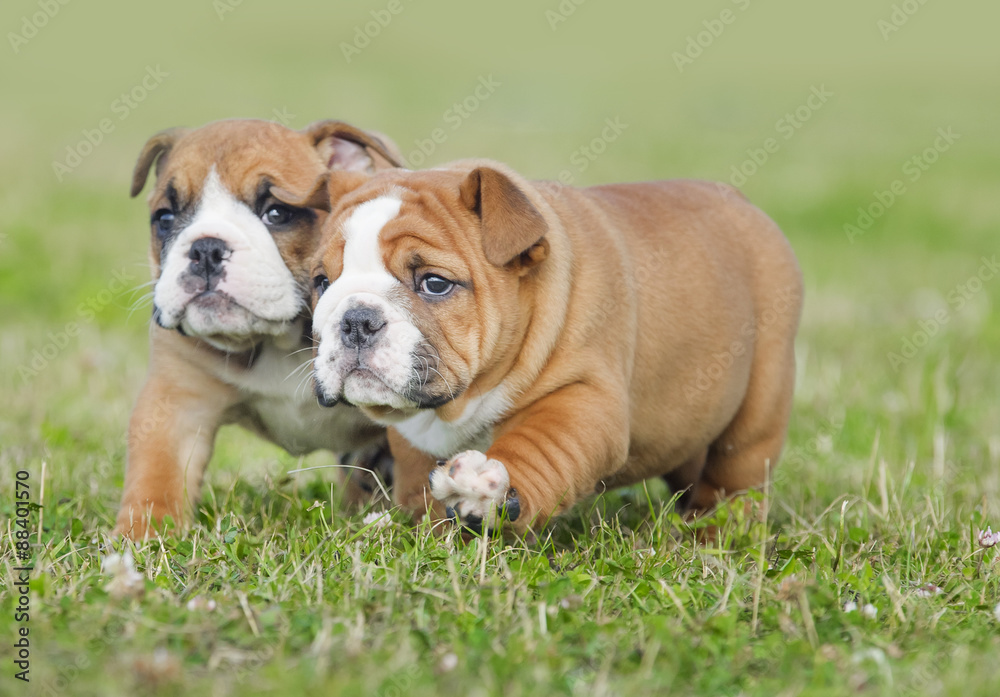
xmin=686 ymin=341 xmax=796 ymax=513
xmin=661 ymin=448 xmax=707 ymax=510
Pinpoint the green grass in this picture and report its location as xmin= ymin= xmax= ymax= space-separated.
xmin=2 ymin=1 xmax=1000 ymax=695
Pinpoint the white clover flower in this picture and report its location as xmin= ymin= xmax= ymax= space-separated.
xmin=977 ymin=526 xmax=1000 ymax=548
xmin=363 ymin=511 xmax=390 ymax=529
xmin=186 ymin=595 xmax=217 ymax=612
xmin=994 ymin=603 xmax=1000 ymax=623
xmin=862 ymin=603 xmax=878 ymax=619
xmin=843 ymin=601 xmax=858 ymax=613
xmin=102 ymin=550 xmax=145 ymax=600
xmin=438 ymin=653 xmax=459 ymax=673
xmin=914 ymin=583 xmax=943 ymax=598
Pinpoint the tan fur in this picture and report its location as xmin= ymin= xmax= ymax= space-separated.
xmin=115 ymin=119 xmax=403 ymax=539
xmin=314 ymin=159 xmax=802 ymax=532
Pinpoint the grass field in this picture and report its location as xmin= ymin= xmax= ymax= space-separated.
xmin=2 ymin=1 xmax=1000 ymax=695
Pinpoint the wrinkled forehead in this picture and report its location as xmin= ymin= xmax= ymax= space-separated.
xmin=320 ymin=183 xmax=479 ymax=294
xmin=152 ymin=125 xmax=325 ymax=205
xmin=322 ymin=192 xmax=402 ymax=265
xmin=327 ymin=171 xmax=467 ymax=245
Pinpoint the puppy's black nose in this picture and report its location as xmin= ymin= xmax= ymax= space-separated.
xmin=340 ymin=307 xmax=386 ymax=349
xmin=188 ymin=237 xmax=229 ymax=279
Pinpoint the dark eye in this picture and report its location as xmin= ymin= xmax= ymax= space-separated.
xmin=152 ymin=209 xmax=174 ymax=238
xmin=263 ymin=204 xmax=295 ymax=226
xmin=313 ymin=274 xmax=330 ymax=296
xmin=418 ymin=274 xmax=455 ymax=297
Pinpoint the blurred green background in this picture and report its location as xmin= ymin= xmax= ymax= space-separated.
xmin=2 ymin=0 xmax=998 ymax=315
xmin=2 ymin=0 xmax=998 ymax=517
xmin=2 ymin=1 xmax=1000 ymax=694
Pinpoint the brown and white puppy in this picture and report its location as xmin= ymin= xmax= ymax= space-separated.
xmin=115 ymin=119 xmax=405 ymax=538
xmin=309 ymin=160 xmax=802 ymax=533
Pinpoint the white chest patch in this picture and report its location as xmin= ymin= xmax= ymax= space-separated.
xmin=394 ymin=386 xmax=512 ymax=459
xmin=217 ymin=331 xmax=376 ymax=454
xmin=218 ymin=326 xmax=312 ymax=398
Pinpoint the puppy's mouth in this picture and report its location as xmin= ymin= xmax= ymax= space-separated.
xmin=155 ymin=288 xmax=245 ymax=329
xmin=311 ymin=296 xmax=462 ymax=415
xmin=335 ymin=350 xmax=423 ymax=411
xmin=154 ymin=286 xmax=301 ymax=351
xmin=188 ymin=288 xmax=239 ymax=311
xmin=342 ymin=368 xmax=401 ymax=405
xmin=315 ymin=354 xmax=460 ymax=415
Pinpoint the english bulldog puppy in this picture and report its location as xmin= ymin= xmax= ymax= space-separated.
xmin=115 ymin=119 xmax=405 ymax=538
xmin=309 ymin=160 xmax=802 ymax=533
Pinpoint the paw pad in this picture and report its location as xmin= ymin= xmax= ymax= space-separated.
xmin=428 ymin=451 xmax=520 ymax=532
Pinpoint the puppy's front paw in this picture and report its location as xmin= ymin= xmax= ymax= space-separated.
xmin=428 ymin=450 xmax=520 ymax=533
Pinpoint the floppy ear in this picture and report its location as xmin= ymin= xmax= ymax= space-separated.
xmin=460 ymin=167 xmax=549 ymax=268
xmin=130 ymin=128 xmax=186 ymax=197
xmin=305 ymin=120 xmax=407 ymax=173
xmin=270 ymin=174 xmax=331 ymax=212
